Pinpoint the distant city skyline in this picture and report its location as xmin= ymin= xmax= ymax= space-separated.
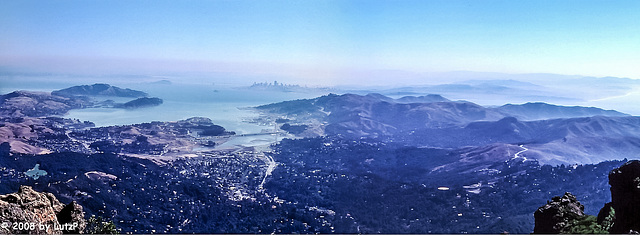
xmin=1 ymin=0 xmax=639 ymax=85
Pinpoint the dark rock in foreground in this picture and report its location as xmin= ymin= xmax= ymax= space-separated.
xmin=596 ymin=202 xmax=615 ymax=232
xmin=534 ymin=160 xmax=640 ymax=234
xmin=0 ymin=186 xmax=86 ymax=234
xmin=533 ymin=192 xmax=585 ymax=233
xmin=609 ymin=160 xmax=640 ymax=234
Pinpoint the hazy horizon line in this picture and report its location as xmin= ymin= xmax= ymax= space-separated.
xmin=2 ymin=57 xmax=638 ymax=88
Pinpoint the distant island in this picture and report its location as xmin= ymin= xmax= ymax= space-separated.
xmin=52 ymin=83 xmax=148 ymax=98
xmin=118 ymin=97 xmax=163 ymax=109
xmin=0 ymin=84 xmax=163 ymax=117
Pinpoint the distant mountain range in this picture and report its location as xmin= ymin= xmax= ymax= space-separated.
xmin=496 ymin=102 xmax=627 ymax=121
xmin=258 ymin=93 xmax=629 ymax=136
xmin=395 ymin=94 xmax=450 ymax=103
xmin=257 ymin=93 xmax=638 ymax=165
xmin=338 ymin=75 xmax=640 ymax=116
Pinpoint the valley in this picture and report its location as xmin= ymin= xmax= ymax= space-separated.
xmin=0 ymin=83 xmax=638 ymax=233
xmin=4 ymin=1 xmax=640 ymax=233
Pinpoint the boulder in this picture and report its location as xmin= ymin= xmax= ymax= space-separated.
xmin=0 ymin=186 xmax=85 ymax=234
xmin=609 ymin=160 xmax=640 ymax=233
xmin=596 ymin=202 xmax=615 ymax=231
xmin=533 ymin=192 xmax=585 ymax=233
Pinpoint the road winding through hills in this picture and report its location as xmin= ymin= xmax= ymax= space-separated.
xmin=514 ymin=144 xmax=529 ymax=161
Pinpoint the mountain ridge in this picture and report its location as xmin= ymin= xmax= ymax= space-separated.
xmin=258 ymin=93 xmax=631 ymax=138
xmin=257 ymin=93 xmax=639 ymax=165
xmin=497 ymin=102 xmax=628 ymax=121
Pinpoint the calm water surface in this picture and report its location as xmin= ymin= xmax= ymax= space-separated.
xmin=64 ymin=84 xmax=327 ymax=135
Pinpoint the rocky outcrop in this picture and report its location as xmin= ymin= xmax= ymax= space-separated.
xmin=533 ymin=192 xmax=585 ymax=233
xmin=609 ymin=160 xmax=640 ymax=233
xmin=534 ymin=160 xmax=640 ymax=234
xmin=0 ymin=186 xmax=86 ymax=234
xmin=596 ymin=202 xmax=615 ymax=232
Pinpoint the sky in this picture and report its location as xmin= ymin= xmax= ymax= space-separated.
xmin=1 ymin=0 xmax=640 ymax=85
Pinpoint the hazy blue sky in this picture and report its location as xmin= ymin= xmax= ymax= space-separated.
xmin=1 ymin=0 xmax=639 ymax=85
